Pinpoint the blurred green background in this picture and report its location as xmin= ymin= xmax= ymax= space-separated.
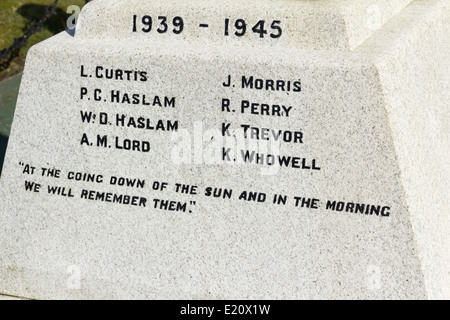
xmin=0 ymin=0 xmax=86 ymax=80
xmin=0 ymin=0 xmax=86 ymax=176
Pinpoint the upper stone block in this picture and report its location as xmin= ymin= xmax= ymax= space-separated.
xmin=76 ymin=0 xmax=413 ymax=51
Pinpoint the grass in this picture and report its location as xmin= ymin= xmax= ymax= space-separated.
xmin=0 ymin=0 xmax=86 ymax=81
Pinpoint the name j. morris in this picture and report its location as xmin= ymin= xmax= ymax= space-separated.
xmin=80 ymin=87 xmax=176 ymax=107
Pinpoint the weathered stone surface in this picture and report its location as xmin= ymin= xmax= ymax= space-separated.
xmin=76 ymin=0 xmax=414 ymax=50
xmin=0 ymin=0 xmax=448 ymax=299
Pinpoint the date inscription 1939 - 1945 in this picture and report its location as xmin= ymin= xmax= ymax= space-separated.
xmin=132 ymin=15 xmax=283 ymax=39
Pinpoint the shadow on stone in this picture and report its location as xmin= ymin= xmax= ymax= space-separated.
xmin=0 ymin=134 xmax=8 ymax=178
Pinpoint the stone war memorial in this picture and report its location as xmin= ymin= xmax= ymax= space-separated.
xmin=0 ymin=0 xmax=449 ymax=300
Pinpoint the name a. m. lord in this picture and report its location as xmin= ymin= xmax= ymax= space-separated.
xmin=80 ymin=133 xmax=150 ymax=153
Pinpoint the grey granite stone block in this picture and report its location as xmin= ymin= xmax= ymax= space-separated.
xmin=0 ymin=0 xmax=448 ymax=299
